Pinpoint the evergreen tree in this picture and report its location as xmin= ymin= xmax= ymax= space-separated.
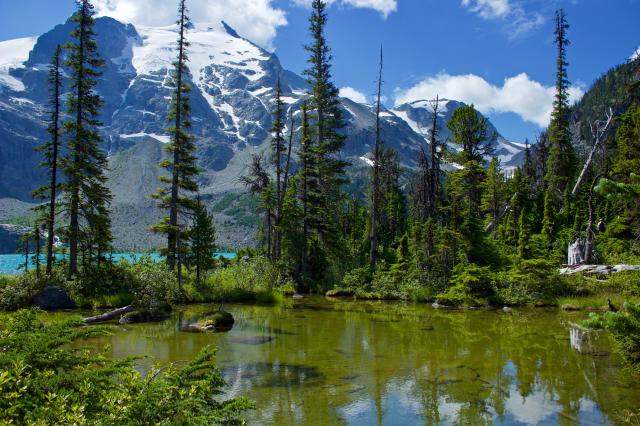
xmin=446 ymin=105 xmax=492 ymax=259
xmin=543 ymin=9 xmax=575 ymax=238
xmin=297 ymin=103 xmax=320 ymax=281
xmin=32 ymin=45 xmax=63 ymax=276
xmin=413 ymin=148 xmax=431 ymax=220
xmin=303 ymin=0 xmax=348 ymax=240
xmin=613 ymin=103 xmax=640 ymax=177
xmin=271 ymin=79 xmax=286 ymax=259
xmin=153 ymin=0 xmax=199 ymax=273
xmin=62 ymin=0 xmax=112 ymax=276
xmin=481 ymin=157 xmax=505 ymax=235
xmin=188 ymin=197 xmax=216 ymax=286
xmin=428 ymin=96 xmax=443 ymax=219
xmin=240 ymin=154 xmax=273 ymax=258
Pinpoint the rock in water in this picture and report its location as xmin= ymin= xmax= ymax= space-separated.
xmin=32 ymin=286 xmax=75 ymax=310
xmin=183 ymin=310 xmax=236 ymax=332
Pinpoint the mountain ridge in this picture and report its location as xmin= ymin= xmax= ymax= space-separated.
xmin=0 ymin=16 xmax=525 ymax=249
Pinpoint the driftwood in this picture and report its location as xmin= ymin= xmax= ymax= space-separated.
xmin=83 ymin=305 xmax=134 ymax=323
xmin=559 ymin=264 xmax=640 ymax=275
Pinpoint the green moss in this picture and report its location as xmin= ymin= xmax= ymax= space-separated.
xmin=198 ymin=310 xmax=235 ymax=330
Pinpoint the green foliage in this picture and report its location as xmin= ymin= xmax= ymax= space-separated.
xmin=0 ymin=309 xmax=251 ymax=424
xmin=188 ymin=198 xmax=217 ymax=285
xmin=184 ymin=257 xmax=294 ymax=303
xmin=0 ymin=270 xmax=67 ymax=311
xmin=152 ymin=0 xmax=200 ymax=271
xmin=584 ymin=302 xmax=640 ymax=370
xmin=62 ymin=0 xmax=113 ymax=273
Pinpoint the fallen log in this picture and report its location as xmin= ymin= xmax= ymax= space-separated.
xmin=83 ymin=305 xmax=134 ymax=323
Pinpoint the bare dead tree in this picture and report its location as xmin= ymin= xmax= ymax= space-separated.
xmin=370 ymin=47 xmax=383 ymax=271
xmin=571 ymin=108 xmax=613 ymax=196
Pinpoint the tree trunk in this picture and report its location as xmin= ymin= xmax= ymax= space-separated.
xmin=369 ymin=48 xmax=383 ymax=271
xmin=83 ymin=305 xmax=134 ymax=323
xmin=47 ymin=47 xmax=61 ymax=277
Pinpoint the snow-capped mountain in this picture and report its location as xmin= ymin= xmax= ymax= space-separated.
xmin=0 ymin=16 xmax=523 ymax=248
xmin=391 ymin=99 xmax=525 ymax=170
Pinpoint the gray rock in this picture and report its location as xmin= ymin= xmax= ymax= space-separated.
xmin=33 ymin=286 xmax=75 ymax=310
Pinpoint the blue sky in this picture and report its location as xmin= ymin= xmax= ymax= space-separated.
xmin=0 ymin=0 xmax=638 ymax=142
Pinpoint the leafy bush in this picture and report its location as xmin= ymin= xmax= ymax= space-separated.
xmin=184 ymin=256 xmax=294 ymax=304
xmin=65 ymin=258 xmax=179 ymax=309
xmin=126 ymin=257 xmax=180 ymax=308
xmin=583 ymin=302 xmax=640 ymax=370
xmin=0 ymin=270 xmax=66 ymax=311
xmin=449 ymin=263 xmax=495 ymax=296
xmin=435 ymin=284 xmax=481 ymax=307
xmin=65 ymin=262 xmax=135 ymax=302
xmin=341 ymin=267 xmax=372 ymax=290
xmin=0 ymin=309 xmax=252 ymax=424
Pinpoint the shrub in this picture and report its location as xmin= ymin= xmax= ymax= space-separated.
xmin=127 ymin=257 xmax=180 ymax=307
xmin=184 ymin=257 xmax=293 ymax=304
xmin=583 ymin=302 xmax=640 ymax=370
xmin=0 ymin=270 xmax=66 ymax=311
xmin=0 ymin=309 xmax=252 ymax=423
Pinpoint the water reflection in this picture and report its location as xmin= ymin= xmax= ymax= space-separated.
xmin=75 ymin=297 xmax=640 ymax=425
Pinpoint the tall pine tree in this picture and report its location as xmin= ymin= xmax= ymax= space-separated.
xmin=303 ymin=0 xmax=348 ymax=238
xmin=153 ymin=0 xmax=199 ymax=273
xmin=270 ymin=79 xmax=286 ymax=259
xmin=33 ymin=45 xmax=63 ymax=276
xmin=543 ymin=9 xmax=575 ymax=238
xmin=62 ymin=0 xmax=112 ymax=275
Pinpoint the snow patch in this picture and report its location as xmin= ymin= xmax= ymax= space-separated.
xmin=391 ymin=109 xmax=425 ymax=136
xmin=120 ymin=132 xmax=171 ymax=144
xmin=359 ymin=156 xmax=374 ymax=167
xmin=0 ymin=37 xmax=37 ymax=91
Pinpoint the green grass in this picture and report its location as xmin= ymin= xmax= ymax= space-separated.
xmin=183 ymin=256 xmax=295 ymax=305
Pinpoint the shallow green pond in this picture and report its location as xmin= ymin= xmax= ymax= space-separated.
xmin=76 ymin=297 xmax=639 ymax=425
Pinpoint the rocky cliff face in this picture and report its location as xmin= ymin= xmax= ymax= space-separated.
xmin=0 ymin=17 xmax=523 ymax=249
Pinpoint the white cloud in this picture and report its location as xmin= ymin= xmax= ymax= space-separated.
xmin=461 ymin=0 xmax=545 ymax=38
xmin=631 ymin=46 xmax=640 ymax=61
xmin=394 ymin=72 xmax=584 ymax=128
xmin=291 ymin=0 xmax=397 ymax=18
xmin=340 ymin=86 xmax=368 ymax=103
xmin=93 ymin=0 xmax=287 ymax=50
xmin=461 ymin=0 xmax=511 ymax=19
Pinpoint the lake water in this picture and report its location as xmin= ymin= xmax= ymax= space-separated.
xmin=73 ymin=297 xmax=640 ymax=425
xmin=0 ymin=252 xmax=236 ymax=275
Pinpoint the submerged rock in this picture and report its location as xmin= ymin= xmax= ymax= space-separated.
xmin=33 ymin=286 xmax=75 ymax=310
xmin=562 ymin=304 xmax=581 ymax=311
xmin=229 ymin=335 xmax=275 ymax=345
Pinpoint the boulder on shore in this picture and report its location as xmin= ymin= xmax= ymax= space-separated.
xmin=33 ymin=286 xmax=75 ymax=310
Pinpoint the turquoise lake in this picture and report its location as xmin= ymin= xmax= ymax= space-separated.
xmin=0 ymin=252 xmax=236 ymax=275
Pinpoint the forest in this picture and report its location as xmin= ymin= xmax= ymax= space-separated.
xmin=1 ymin=0 xmax=639 ymax=424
